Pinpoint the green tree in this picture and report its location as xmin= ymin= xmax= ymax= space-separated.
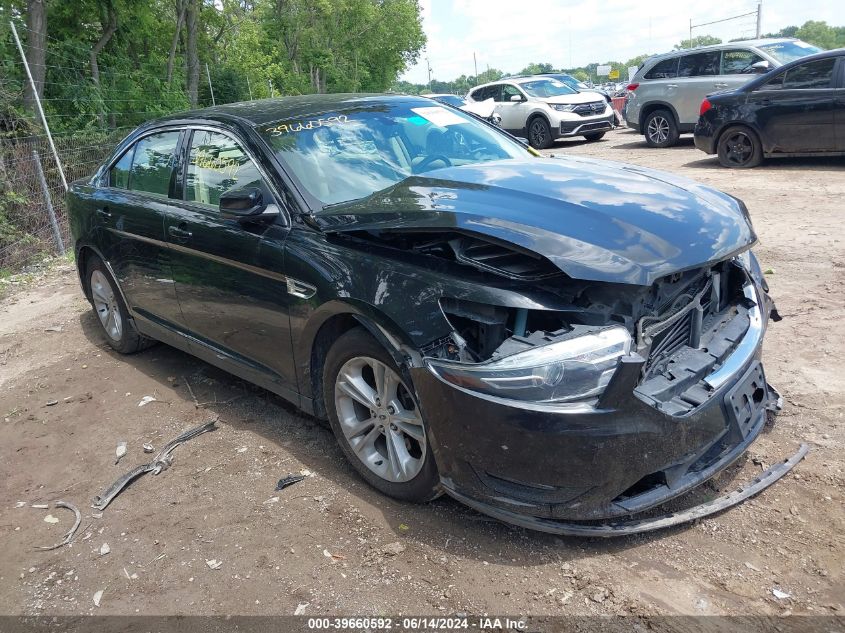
xmin=674 ymin=34 xmax=721 ymax=50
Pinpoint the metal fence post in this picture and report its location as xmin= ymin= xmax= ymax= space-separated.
xmin=32 ymin=150 xmax=66 ymax=256
xmin=205 ymin=62 xmax=216 ymax=106
xmin=10 ymin=21 xmax=68 ymax=192
xmin=246 ymin=75 xmax=253 ymax=101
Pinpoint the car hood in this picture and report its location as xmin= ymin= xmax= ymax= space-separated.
xmin=314 ymin=156 xmax=756 ymax=286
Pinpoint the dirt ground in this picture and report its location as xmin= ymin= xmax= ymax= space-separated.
xmin=1 ymin=129 xmax=843 ymax=623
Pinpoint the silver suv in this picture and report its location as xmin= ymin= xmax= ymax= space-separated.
xmin=625 ymin=38 xmax=824 ymax=147
xmin=467 ymin=76 xmax=614 ymax=149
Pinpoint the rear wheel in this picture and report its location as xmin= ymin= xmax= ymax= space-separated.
xmin=85 ymin=256 xmax=152 ymax=354
xmin=583 ymin=132 xmax=606 ymax=142
xmin=323 ymin=328 xmax=440 ymax=502
xmin=717 ymin=125 xmax=763 ymax=168
xmin=643 ymin=109 xmax=680 ymax=147
xmin=527 ymin=116 xmax=553 ymax=149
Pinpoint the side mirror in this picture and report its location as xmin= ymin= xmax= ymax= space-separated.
xmin=509 ymin=94 xmax=524 ymax=102
xmin=751 ymin=60 xmax=770 ymax=73
xmin=220 ymin=187 xmax=267 ymax=217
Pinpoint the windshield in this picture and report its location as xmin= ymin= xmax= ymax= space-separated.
xmin=432 ymin=95 xmax=466 ymax=107
xmin=259 ymin=99 xmax=531 ymax=207
xmin=519 ymin=78 xmax=578 ymax=98
xmin=760 ymin=40 xmax=824 ymax=63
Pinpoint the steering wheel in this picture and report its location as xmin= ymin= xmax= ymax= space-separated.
xmin=415 ymin=154 xmax=452 ymax=172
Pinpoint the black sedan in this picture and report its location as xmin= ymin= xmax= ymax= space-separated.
xmin=695 ymin=49 xmax=845 ymax=167
xmin=67 ymin=94 xmax=803 ymax=535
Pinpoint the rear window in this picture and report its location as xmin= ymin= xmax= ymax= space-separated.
xmin=678 ymin=52 xmax=720 ymax=77
xmin=645 ymin=57 xmax=679 ymax=79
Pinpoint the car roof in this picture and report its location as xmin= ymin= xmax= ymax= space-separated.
xmin=141 ymin=93 xmax=433 ymax=130
xmin=643 ymin=37 xmax=808 ymax=63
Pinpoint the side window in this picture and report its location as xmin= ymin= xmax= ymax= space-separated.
xmin=128 ymin=131 xmax=180 ymax=196
xmin=109 ymin=148 xmax=133 ymax=189
xmin=500 ymin=85 xmax=523 ymax=102
xmin=781 ymin=58 xmax=836 ymax=89
xmin=721 ymin=50 xmax=764 ymax=74
xmin=644 ymin=57 xmax=679 ymax=79
xmin=185 ymin=130 xmax=266 ymax=208
xmin=678 ymin=52 xmax=721 ymax=77
xmin=471 ymin=86 xmax=494 ymax=101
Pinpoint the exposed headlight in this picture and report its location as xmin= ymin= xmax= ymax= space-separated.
xmin=551 ymin=104 xmax=577 ymax=112
xmin=426 ymin=326 xmax=631 ymax=403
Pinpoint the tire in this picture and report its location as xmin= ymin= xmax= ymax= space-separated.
xmin=527 ymin=116 xmax=553 ymax=149
xmin=643 ymin=109 xmax=680 ymax=148
xmin=583 ymin=132 xmax=606 ymax=142
xmin=717 ymin=125 xmax=763 ymax=168
xmin=323 ymin=327 xmax=440 ymax=503
xmin=85 ymin=255 xmax=152 ymax=354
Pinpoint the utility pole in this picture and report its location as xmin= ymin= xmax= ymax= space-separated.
xmin=689 ymin=18 xmax=692 ymax=48
xmin=426 ymin=56 xmax=432 ymax=92
xmin=756 ymin=1 xmax=762 ymax=38
xmin=205 ymin=63 xmax=216 ymax=106
xmin=473 ymin=52 xmax=478 ymax=84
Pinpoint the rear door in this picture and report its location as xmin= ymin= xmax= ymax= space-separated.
xmin=165 ymin=127 xmax=298 ymax=398
xmin=749 ymin=57 xmax=838 ymax=153
xmin=675 ymin=51 xmax=722 ymax=125
xmin=92 ymin=129 xmax=186 ymax=330
xmin=834 ymin=57 xmax=845 ymax=151
xmin=637 ymin=56 xmax=680 ymax=124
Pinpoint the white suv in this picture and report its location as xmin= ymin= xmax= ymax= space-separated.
xmin=466 ymin=77 xmax=614 ymax=149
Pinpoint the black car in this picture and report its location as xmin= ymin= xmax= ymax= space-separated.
xmin=67 ymin=94 xmax=803 ymax=536
xmin=695 ymin=49 xmax=845 ymax=167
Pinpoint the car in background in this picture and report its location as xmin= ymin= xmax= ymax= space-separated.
xmin=422 ymin=93 xmax=502 ymax=127
xmin=67 ymin=93 xmax=797 ymax=535
xmin=467 ymin=76 xmax=614 ymax=148
xmin=694 ymin=49 xmax=845 ymax=167
xmin=626 ymin=38 xmax=825 ymax=147
xmin=537 ymin=73 xmax=611 ymax=102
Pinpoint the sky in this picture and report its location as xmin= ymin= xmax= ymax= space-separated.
xmin=401 ymin=0 xmax=842 ymax=84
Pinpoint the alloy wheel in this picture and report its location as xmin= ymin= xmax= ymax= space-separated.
xmin=530 ymin=120 xmax=548 ymax=147
xmin=90 ymin=269 xmax=122 ymax=341
xmin=334 ymin=356 xmax=426 ymax=483
xmin=723 ymin=132 xmax=754 ymax=166
xmin=647 ymin=115 xmax=669 ymax=144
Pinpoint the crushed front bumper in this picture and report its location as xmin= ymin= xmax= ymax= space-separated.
xmin=412 ymin=282 xmax=794 ymax=534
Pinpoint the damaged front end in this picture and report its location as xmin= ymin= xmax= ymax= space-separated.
xmin=406 ymin=249 xmax=803 ymax=535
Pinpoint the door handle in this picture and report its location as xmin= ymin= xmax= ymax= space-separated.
xmin=666 ymin=84 xmax=678 ymax=88
xmin=96 ymin=207 xmax=112 ymax=219
xmin=168 ymin=224 xmax=192 ymax=240
xmin=714 ymin=83 xmax=728 ymax=89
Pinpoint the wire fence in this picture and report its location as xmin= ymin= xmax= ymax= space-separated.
xmin=0 ymin=21 xmax=198 ymax=276
xmin=0 ymin=129 xmax=131 ymax=273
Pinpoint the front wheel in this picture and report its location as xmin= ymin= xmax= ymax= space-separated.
xmin=717 ymin=125 xmax=763 ymax=168
xmin=643 ymin=109 xmax=680 ymax=147
xmin=527 ymin=116 xmax=553 ymax=149
xmin=323 ymin=328 xmax=440 ymax=502
xmin=583 ymin=132 xmax=606 ymax=142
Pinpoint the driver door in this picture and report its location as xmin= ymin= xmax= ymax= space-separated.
xmin=165 ymin=127 xmax=299 ymax=399
xmin=495 ymin=84 xmax=530 ymax=134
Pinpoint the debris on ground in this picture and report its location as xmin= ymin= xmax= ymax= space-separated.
xmin=92 ymin=590 xmax=103 ymax=607
xmin=35 ymin=501 xmax=82 ymax=551
xmin=114 ymin=441 xmax=127 ymax=465
xmin=138 ymin=395 xmax=159 ymax=407
xmin=30 ymin=504 xmax=49 ymax=509
xmin=142 ymin=443 xmax=154 ymax=453
xmin=773 ymin=588 xmax=791 ymax=600
xmin=45 ymin=400 xmax=58 ymax=407
xmin=294 ymin=603 xmax=309 ymax=615
xmin=275 ymin=473 xmax=306 ymax=491
xmin=43 ymin=515 xmax=59 ymax=524
xmin=323 ymin=549 xmax=345 ymax=562
xmin=206 ymin=559 xmax=223 ymax=570
xmin=92 ymin=420 xmax=217 ymax=511
xmin=382 ymin=542 xmax=406 ymax=556
xmin=99 ymin=543 xmax=110 ymax=556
